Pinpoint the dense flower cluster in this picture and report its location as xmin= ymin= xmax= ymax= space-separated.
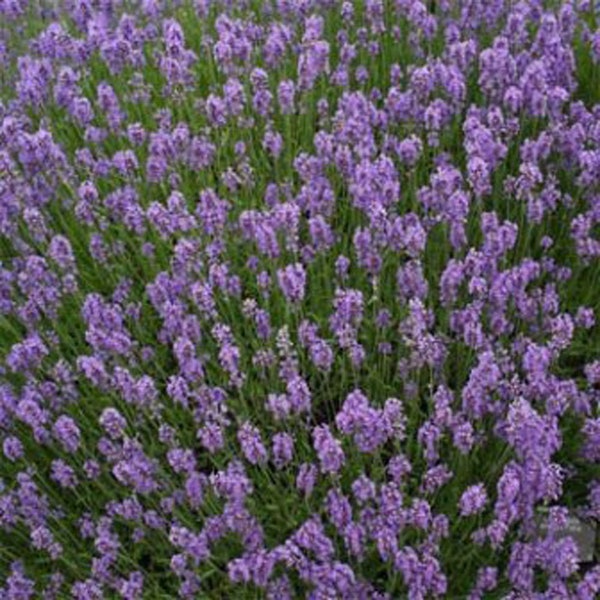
xmin=1 ymin=0 xmax=600 ymax=598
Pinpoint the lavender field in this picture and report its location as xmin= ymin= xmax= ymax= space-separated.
xmin=1 ymin=0 xmax=600 ymax=598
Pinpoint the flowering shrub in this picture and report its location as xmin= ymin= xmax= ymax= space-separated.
xmin=1 ymin=0 xmax=600 ymax=598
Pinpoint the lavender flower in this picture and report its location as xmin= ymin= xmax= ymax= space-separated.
xmin=277 ymin=263 xmax=306 ymax=304
xmin=0 ymin=3 xmax=598 ymax=597
xmin=459 ymin=484 xmax=488 ymax=517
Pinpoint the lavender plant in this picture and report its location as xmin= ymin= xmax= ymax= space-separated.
xmin=1 ymin=0 xmax=600 ymax=598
